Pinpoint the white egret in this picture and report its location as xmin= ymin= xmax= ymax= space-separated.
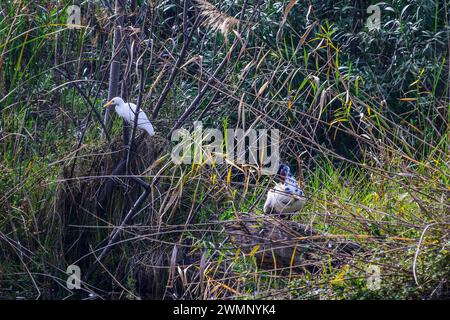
xmin=264 ymin=164 xmax=305 ymax=217
xmin=103 ymin=97 xmax=155 ymax=136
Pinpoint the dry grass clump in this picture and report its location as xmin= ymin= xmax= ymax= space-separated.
xmin=195 ymin=0 xmax=240 ymax=37
xmin=225 ymin=212 xmax=362 ymax=274
xmin=50 ymin=134 xmax=171 ymax=290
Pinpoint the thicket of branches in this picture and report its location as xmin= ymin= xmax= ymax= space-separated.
xmin=0 ymin=0 xmax=449 ymax=299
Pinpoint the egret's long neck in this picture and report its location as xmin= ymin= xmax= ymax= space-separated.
xmin=115 ymin=102 xmax=124 ymax=115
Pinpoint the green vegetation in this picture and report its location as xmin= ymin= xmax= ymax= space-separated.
xmin=0 ymin=0 xmax=449 ymax=299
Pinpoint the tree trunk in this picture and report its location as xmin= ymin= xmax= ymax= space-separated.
xmin=103 ymin=0 xmax=124 ymax=134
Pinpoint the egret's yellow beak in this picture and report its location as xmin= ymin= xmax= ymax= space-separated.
xmin=103 ymin=100 xmax=114 ymax=108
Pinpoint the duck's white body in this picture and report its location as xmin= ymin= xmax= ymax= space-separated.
xmin=264 ymin=167 xmax=305 ymax=215
xmin=105 ymin=97 xmax=155 ymax=136
xmin=264 ymin=184 xmax=305 ymax=214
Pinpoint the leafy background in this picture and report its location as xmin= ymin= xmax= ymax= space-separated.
xmin=0 ymin=0 xmax=449 ymax=299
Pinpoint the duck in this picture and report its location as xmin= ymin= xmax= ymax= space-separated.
xmin=103 ymin=97 xmax=155 ymax=136
xmin=263 ymin=164 xmax=306 ymax=217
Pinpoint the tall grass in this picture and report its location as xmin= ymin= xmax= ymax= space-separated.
xmin=0 ymin=0 xmax=449 ymax=300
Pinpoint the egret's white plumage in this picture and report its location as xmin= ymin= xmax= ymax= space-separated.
xmin=264 ymin=164 xmax=305 ymax=216
xmin=104 ymin=97 xmax=155 ymax=136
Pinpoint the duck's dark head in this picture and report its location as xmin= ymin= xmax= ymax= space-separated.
xmin=277 ymin=164 xmax=290 ymax=181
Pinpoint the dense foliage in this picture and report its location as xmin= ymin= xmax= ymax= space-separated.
xmin=0 ymin=0 xmax=449 ymax=299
